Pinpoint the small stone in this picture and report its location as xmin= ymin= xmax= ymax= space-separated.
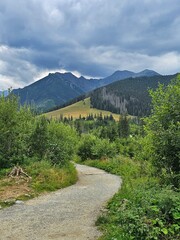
xmin=24 ymin=194 xmax=31 ymax=197
xmin=15 ymin=200 xmax=24 ymax=205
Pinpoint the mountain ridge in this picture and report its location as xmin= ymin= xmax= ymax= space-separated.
xmin=12 ymin=69 xmax=161 ymax=112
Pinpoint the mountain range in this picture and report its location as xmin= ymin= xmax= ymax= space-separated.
xmin=12 ymin=69 xmax=160 ymax=112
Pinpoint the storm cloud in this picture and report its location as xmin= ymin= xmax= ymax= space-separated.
xmin=0 ymin=0 xmax=180 ymax=89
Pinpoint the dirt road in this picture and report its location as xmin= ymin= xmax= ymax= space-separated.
xmin=0 ymin=164 xmax=121 ymax=240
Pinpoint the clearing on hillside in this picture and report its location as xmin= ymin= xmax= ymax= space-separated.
xmin=45 ymin=98 xmax=120 ymax=121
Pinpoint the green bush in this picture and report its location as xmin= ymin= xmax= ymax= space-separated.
xmin=115 ymin=137 xmax=139 ymax=158
xmin=101 ymin=185 xmax=180 ymax=240
xmin=144 ymin=76 xmax=180 ymax=187
xmin=78 ymin=134 xmax=99 ymax=161
xmin=30 ymin=116 xmax=49 ymax=159
xmin=0 ymin=94 xmax=34 ymax=168
xmin=92 ymin=138 xmax=117 ymax=159
xmin=78 ymin=134 xmax=117 ymax=161
xmin=47 ymin=121 xmax=78 ymax=166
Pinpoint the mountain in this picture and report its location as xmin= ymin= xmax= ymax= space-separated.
xmin=100 ymin=70 xmax=135 ymax=86
xmin=90 ymin=74 xmax=177 ymax=117
xmin=100 ymin=69 xmax=160 ymax=86
xmin=12 ymin=69 xmax=161 ymax=112
xmin=134 ymin=69 xmax=160 ymax=77
xmin=13 ymin=73 xmax=85 ymax=112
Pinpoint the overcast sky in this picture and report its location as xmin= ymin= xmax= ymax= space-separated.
xmin=0 ymin=0 xmax=180 ymax=89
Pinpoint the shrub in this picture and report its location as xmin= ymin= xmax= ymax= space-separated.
xmin=0 ymin=94 xmax=34 ymax=168
xmin=78 ymin=134 xmax=117 ymax=161
xmin=47 ymin=121 xmax=78 ymax=166
xmin=144 ymin=75 xmax=180 ymax=187
xmin=78 ymin=134 xmax=98 ymax=161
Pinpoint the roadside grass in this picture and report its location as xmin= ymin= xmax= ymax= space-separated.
xmin=45 ymin=97 xmax=120 ymax=121
xmin=84 ymin=157 xmax=180 ymax=240
xmin=0 ymin=161 xmax=77 ymax=209
xmin=25 ymin=160 xmax=77 ymax=193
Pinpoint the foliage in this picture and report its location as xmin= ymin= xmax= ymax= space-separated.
xmin=115 ymin=137 xmax=140 ymax=158
xmin=0 ymin=94 xmax=79 ymax=206
xmin=25 ymin=161 xmax=77 ymax=193
xmin=30 ymin=116 xmax=49 ymax=159
xmin=144 ymin=75 xmax=180 ymax=186
xmin=85 ymin=158 xmax=180 ymax=240
xmin=118 ymin=115 xmax=130 ymax=138
xmin=0 ymin=92 xmax=79 ymax=169
xmin=78 ymin=134 xmax=117 ymax=161
xmin=46 ymin=121 xmax=78 ymax=165
xmin=0 ymin=94 xmax=34 ymax=168
xmin=98 ymin=184 xmax=180 ymax=240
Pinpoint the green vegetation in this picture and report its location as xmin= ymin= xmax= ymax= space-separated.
xmin=0 ymin=94 xmax=78 ymax=205
xmin=144 ymin=76 xmax=180 ymax=187
xmin=25 ymin=161 xmax=77 ymax=193
xmin=84 ymin=158 xmax=180 ymax=240
xmin=0 ymin=74 xmax=179 ymax=239
xmin=76 ymin=75 xmax=180 ymax=240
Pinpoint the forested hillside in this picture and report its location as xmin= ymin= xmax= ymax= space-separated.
xmin=90 ymin=74 xmax=177 ymax=116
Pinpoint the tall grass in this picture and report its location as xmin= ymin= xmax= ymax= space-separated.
xmin=25 ymin=160 xmax=78 ymax=193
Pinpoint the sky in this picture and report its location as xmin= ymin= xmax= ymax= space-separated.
xmin=0 ymin=0 xmax=180 ymax=89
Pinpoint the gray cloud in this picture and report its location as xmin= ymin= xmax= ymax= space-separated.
xmin=0 ymin=0 xmax=180 ymax=89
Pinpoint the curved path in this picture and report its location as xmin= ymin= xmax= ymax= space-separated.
xmin=0 ymin=164 xmax=121 ymax=240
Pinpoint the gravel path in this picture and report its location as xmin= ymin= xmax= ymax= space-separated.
xmin=0 ymin=164 xmax=121 ymax=240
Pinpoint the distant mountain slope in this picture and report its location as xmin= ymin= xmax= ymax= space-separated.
xmin=13 ymin=73 xmax=85 ymax=112
xmin=134 ymin=69 xmax=160 ymax=77
xmin=99 ymin=69 xmax=160 ymax=86
xmin=45 ymin=97 xmax=120 ymax=121
xmin=12 ymin=69 xmax=161 ymax=112
xmin=90 ymin=74 xmax=177 ymax=117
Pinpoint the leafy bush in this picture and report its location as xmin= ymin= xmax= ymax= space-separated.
xmin=92 ymin=138 xmax=117 ymax=159
xmin=47 ymin=121 xmax=78 ymax=165
xmin=30 ymin=116 xmax=49 ymax=159
xmin=78 ymin=134 xmax=117 ymax=161
xmin=115 ymin=137 xmax=139 ymax=158
xmin=0 ymin=94 xmax=34 ymax=168
xmin=99 ymin=185 xmax=180 ymax=240
xmin=78 ymin=134 xmax=97 ymax=161
xmin=144 ymin=76 xmax=180 ymax=187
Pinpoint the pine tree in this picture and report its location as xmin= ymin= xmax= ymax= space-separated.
xmin=118 ymin=115 xmax=129 ymax=138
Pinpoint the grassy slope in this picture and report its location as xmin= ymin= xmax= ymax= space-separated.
xmin=45 ymin=98 xmax=120 ymax=121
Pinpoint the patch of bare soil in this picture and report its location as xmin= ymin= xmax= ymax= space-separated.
xmin=0 ymin=177 xmax=31 ymax=201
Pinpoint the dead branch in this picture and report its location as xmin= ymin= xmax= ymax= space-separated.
xmin=8 ymin=166 xmax=31 ymax=180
